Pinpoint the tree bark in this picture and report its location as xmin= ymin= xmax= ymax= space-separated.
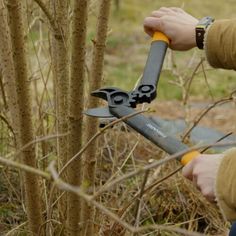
xmin=82 ymin=0 xmax=111 ymax=235
xmin=0 ymin=70 xmax=8 ymax=110
xmin=67 ymin=0 xmax=89 ymax=235
xmin=51 ymin=0 xmax=69 ymax=226
xmin=6 ymin=1 xmax=43 ymax=234
xmin=0 ymin=3 xmax=20 ymax=145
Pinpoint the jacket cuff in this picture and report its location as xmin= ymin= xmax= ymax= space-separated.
xmin=215 ymin=148 xmax=236 ymax=222
xmin=205 ymin=19 xmax=236 ymax=69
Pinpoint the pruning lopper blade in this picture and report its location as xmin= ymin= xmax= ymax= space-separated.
xmin=84 ymin=107 xmax=113 ymax=118
xmin=84 ymin=32 xmax=201 ymax=166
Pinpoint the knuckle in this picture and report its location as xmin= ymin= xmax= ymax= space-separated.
xmin=192 ymin=156 xmax=203 ymax=167
xmin=202 ymin=188 xmax=212 ymax=198
xmin=151 ymin=10 xmax=158 ymax=15
xmin=159 ymin=7 xmax=166 ymax=10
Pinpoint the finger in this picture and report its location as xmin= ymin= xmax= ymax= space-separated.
xmin=201 ymin=187 xmax=215 ymax=202
xmin=159 ymin=7 xmax=173 ymax=12
xmin=151 ymin=8 xmax=176 ymax=17
xmin=151 ymin=10 xmax=166 ymax=18
xmin=143 ymin=17 xmax=163 ymax=32
xmin=182 ymin=160 xmax=195 ymax=181
xmin=143 ymin=26 xmax=153 ymax=37
xmin=170 ymin=7 xmax=184 ymax=13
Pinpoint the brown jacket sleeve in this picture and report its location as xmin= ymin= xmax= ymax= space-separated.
xmin=205 ymin=20 xmax=236 ymax=221
xmin=205 ymin=19 xmax=236 ymax=70
xmin=216 ymin=148 xmax=236 ymax=222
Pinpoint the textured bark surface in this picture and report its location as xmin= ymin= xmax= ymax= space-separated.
xmin=0 ymin=5 xmax=20 ymax=144
xmin=52 ymin=0 xmax=69 ymax=225
xmin=67 ymin=0 xmax=89 ymax=235
xmin=0 ymin=71 xmax=8 ymax=110
xmin=6 ymin=1 xmax=43 ymax=234
xmin=82 ymin=0 xmax=111 ymax=235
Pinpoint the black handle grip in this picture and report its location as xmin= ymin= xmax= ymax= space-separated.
xmin=139 ymin=40 xmax=168 ymax=87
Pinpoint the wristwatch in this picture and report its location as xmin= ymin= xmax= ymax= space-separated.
xmin=195 ymin=16 xmax=215 ymax=49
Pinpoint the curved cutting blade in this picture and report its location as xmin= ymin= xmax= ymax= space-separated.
xmin=84 ymin=107 xmax=114 ymax=118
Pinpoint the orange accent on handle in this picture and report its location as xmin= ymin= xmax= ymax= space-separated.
xmin=181 ymin=151 xmax=200 ymax=166
xmin=152 ymin=31 xmax=170 ymax=44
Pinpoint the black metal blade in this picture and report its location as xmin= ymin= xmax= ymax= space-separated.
xmin=84 ymin=107 xmax=114 ymax=118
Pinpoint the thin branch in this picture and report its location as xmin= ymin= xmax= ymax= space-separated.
xmin=182 ymin=91 xmax=235 ymax=141
xmin=0 ymin=71 xmax=8 ymax=109
xmin=0 ymin=113 xmax=15 ymax=137
xmin=134 ymin=170 xmax=150 ymax=228
xmin=183 ymin=58 xmax=204 ymax=105
xmin=6 ymin=133 xmax=68 ymax=159
xmin=0 ymin=155 xmax=51 ymax=180
xmin=5 ymin=222 xmax=28 ymax=236
xmin=201 ymin=62 xmax=214 ymax=101
xmin=33 ymin=0 xmax=57 ymax=33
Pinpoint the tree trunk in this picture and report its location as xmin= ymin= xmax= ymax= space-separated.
xmin=51 ymin=0 xmax=69 ymax=226
xmin=82 ymin=0 xmax=111 ymax=235
xmin=6 ymin=1 xmax=43 ymax=234
xmin=67 ymin=0 xmax=89 ymax=235
xmin=0 ymin=2 xmax=20 ymax=146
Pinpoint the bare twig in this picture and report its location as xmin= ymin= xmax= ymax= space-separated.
xmin=33 ymin=0 xmax=57 ymax=32
xmin=134 ymin=170 xmax=150 ymax=228
xmin=183 ymin=58 xmax=205 ymax=105
xmin=0 ymin=71 xmax=8 ymax=109
xmin=0 ymin=155 xmax=51 ymax=180
xmin=6 ymin=133 xmax=68 ymax=159
xmin=0 ymin=113 xmax=15 ymax=137
xmin=201 ymin=62 xmax=214 ymax=101
xmin=182 ymin=90 xmax=236 ymax=141
xmin=5 ymin=222 xmax=28 ymax=236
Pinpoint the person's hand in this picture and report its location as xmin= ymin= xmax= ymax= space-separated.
xmin=182 ymin=154 xmax=224 ymax=202
xmin=143 ymin=7 xmax=198 ymax=50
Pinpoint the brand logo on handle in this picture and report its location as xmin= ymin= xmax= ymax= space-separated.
xmin=146 ymin=124 xmax=166 ymax=137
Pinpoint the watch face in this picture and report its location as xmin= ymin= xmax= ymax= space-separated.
xmin=199 ymin=16 xmax=214 ymax=27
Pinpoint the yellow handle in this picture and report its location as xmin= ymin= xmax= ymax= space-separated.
xmin=181 ymin=151 xmax=200 ymax=166
xmin=152 ymin=31 xmax=170 ymax=44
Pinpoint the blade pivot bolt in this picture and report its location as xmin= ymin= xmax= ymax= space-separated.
xmin=141 ymin=85 xmax=151 ymax=93
xmin=114 ymin=95 xmax=123 ymax=104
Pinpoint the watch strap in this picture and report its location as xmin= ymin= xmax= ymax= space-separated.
xmin=196 ymin=16 xmax=214 ymax=49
